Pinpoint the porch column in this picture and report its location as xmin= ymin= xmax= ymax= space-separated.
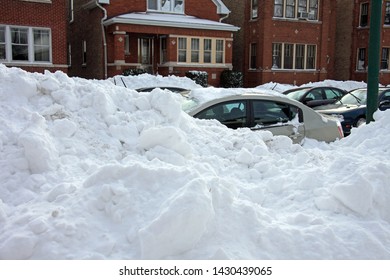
xmin=113 ymin=31 xmax=126 ymax=64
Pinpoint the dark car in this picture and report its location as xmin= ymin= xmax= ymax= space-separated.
xmin=284 ymin=86 xmax=346 ymax=108
xmin=315 ymin=87 xmax=390 ymax=135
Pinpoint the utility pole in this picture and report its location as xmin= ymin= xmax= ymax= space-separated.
xmin=366 ymin=0 xmax=382 ymax=123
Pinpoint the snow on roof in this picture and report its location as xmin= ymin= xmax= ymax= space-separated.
xmin=104 ymin=12 xmax=240 ymax=32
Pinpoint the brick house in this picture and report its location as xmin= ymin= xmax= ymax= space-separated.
xmin=68 ymin=0 xmax=239 ymax=86
xmin=335 ymin=0 xmax=390 ymax=86
xmin=0 ymin=0 xmax=69 ymax=74
xmin=223 ymin=0 xmax=337 ymax=87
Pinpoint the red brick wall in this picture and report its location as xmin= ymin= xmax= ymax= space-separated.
xmin=0 ymin=0 xmax=69 ymax=73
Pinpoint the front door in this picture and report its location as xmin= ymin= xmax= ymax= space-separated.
xmin=138 ymin=38 xmax=154 ymax=74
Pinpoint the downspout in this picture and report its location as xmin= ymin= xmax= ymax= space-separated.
xmin=219 ymin=13 xmax=230 ymax=22
xmin=96 ymin=1 xmax=108 ymax=79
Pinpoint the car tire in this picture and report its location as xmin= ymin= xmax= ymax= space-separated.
xmin=356 ymin=118 xmax=366 ymax=127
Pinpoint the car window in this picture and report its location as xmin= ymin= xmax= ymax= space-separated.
xmin=380 ymin=91 xmax=390 ymax=101
xmin=286 ymin=88 xmax=309 ymax=101
xmin=338 ymin=89 xmax=367 ymax=105
xmin=324 ymin=88 xmax=343 ymax=99
xmin=307 ymin=89 xmax=323 ymax=100
xmin=194 ymin=101 xmax=247 ymax=129
xmin=252 ymin=100 xmax=300 ymax=126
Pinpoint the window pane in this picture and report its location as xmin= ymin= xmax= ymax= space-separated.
xmin=11 ymin=28 xmax=29 ymax=61
xmin=309 ymin=0 xmax=318 ymax=20
xmin=216 ymin=40 xmax=223 ymax=63
xmin=0 ymin=26 xmax=5 ymax=60
xmin=252 ymin=0 xmax=258 ymax=19
xmin=295 ymin=44 xmax=304 ymax=69
xmin=34 ymin=29 xmax=50 ymax=62
xmin=306 ymin=45 xmax=316 ymax=69
xmin=272 ymin=43 xmax=281 ymax=69
xmin=381 ymin=48 xmax=389 ymax=70
xmin=191 ymin=38 xmax=199 ymax=63
xmin=284 ymin=44 xmax=294 ymax=69
xmin=178 ymin=38 xmax=186 ymax=62
xmin=386 ymin=2 xmax=390 ymax=24
xmin=286 ymin=0 xmax=295 ymax=18
xmin=148 ymin=0 xmax=157 ymax=10
xmin=174 ymin=0 xmax=184 ymax=12
xmin=250 ymin=43 xmax=257 ymax=69
xmin=204 ymin=39 xmax=211 ymax=63
xmin=360 ymin=3 xmax=369 ymax=27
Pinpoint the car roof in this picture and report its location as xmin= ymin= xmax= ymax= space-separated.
xmin=187 ymin=92 xmax=306 ymax=115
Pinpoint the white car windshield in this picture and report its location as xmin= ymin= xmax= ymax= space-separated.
xmin=337 ymin=88 xmax=386 ymax=105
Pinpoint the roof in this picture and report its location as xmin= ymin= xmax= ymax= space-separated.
xmin=103 ymin=12 xmax=240 ymax=32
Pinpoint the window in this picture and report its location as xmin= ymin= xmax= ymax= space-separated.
xmin=272 ymin=43 xmax=282 ymax=68
xmin=251 ymin=0 xmax=258 ymax=19
xmin=357 ymin=48 xmax=366 ymax=70
xmin=160 ymin=37 xmax=167 ymax=63
xmin=148 ymin=0 xmax=184 ymax=13
xmin=1 ymin=25 xmax=51 ymax=63
xmin=295 ymin=44 xmax=304 ymax=69
xmin=385 ymin=2 xmax=390 ymax=25
xmin=177 ymin=37 xmax=224 ymax=64
xmin=33 ymin=29 xmax=50 ymax=62
xmin=381 ymin=48 xmax=389 ymax=70
xmin=204 ymin=39 xmax=211 ymax=63
xmin=306 ymin=45 xmax=316 ymax=69
xmin=284 ymin=44 xmax=294 ymax=69
xmin=11 ymin=27 xmax=29 ymax=61
xmin=0 ymin=26 xmax=5 ymax=60
xmin=273 ymin=0 xmax=318 ymax=20
xmin=250 ymin=43 xmax=257 ymax=69
xmin=178 ymin=38 xmax=187 ymax=62
xmin=125 ymin=34 xmax=130 ymax=55
xmin=216 ymin=39 xmax=224 ymax=63
xmin=360 ymin=3 xmax=369 ymax=27
xmin=191 ymin=38 xmax=199 ymax=63
xmin=272 ymin=43 xmax=316 ymax=70
xmin=253 ymin=100 xmax=299 ymax=126
xmin=139 ymin=38 xmax=152 ymax=64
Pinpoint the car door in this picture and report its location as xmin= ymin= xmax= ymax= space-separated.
xmin=379 ymin=90 xmax=390 ymax=111
xmin=250 ymin=100 xmax=305 ymax=143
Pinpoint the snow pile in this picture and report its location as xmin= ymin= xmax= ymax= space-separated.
xmin=0 ymin=64 xmax=389 ymax=260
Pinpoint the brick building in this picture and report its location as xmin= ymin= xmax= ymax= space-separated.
xmin=223 ymin=0 xmax=337 ymax=87
xmin=335 ymin=0 xmax=390 ymax=86
xmin=0 ymin=0 xmax=69 ymax=74
xmin=68 ymin=0 xmax=239 ymax=86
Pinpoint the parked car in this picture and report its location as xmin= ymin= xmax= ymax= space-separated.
xmin=136 ymin=86 xmax=190 ymax=96
xmin=183 ymin=93 xmax=344 ymax=144
xmin=315 ymin=87 xmax=390 ymax=135
xmin=283 ymin=86 xmax=346 ymax=108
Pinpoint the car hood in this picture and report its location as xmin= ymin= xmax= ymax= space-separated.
xmin=315 ymin=103 xmax=365 ymax=114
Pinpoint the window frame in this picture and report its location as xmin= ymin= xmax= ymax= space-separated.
xmin=359 ymin=2 xmax=369 ymax=27
xmin=272 ymin=43 xmax=317 ymax=70
xmin=357 ymin=48 xmax=366 ymax=71
xmin=177 ymin=36 xmax=225 ymax=64
xmin=0 ymin=25 xmax=52 ymax=64
xmin=381 ymin=47 xmax=389 ymax=70
xmin=251 ymin=0 xmax=259 ymax=19
xmin=273 ymin=0 xmax=319 ymax=20
xmin=147 ymin=0 xmax=185 ymax=14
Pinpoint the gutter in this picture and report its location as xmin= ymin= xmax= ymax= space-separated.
xmin=95 ymin=1 xmax=108 ymax=79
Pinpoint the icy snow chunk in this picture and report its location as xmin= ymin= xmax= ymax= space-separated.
xmin=18 ymin=113 xmax=59 ymax=173
xmin=331 ymin=174 xmax=373 ymax=215
xmin=139 ymin=178 xmax=214 ymax=259
xmin=139 ymin=126 xmax=192 ymax=157
xmin=52 ymin=118 xmax=77 ymax=138
xmin=0 ymin=235 xmax=37 ymax=259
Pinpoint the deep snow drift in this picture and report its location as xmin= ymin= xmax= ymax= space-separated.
xmin=0 ymin=64 xmax=389 ymax=260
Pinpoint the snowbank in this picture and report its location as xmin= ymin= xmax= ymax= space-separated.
xmin=0 ymin=64 xmax=389 ymax=259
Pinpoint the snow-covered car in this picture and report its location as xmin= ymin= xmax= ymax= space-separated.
xmin=183 ymin=93 xmax=344 ymax=144
xmin=315 ymin=87 xmax=390 ymax=135
xmin=283 ymin=86 xmax=346 ymax=108
xmin=135 ymin=86 xmax=190 ymax=96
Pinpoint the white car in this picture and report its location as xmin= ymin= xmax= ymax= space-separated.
xmin=183 ymin=93 xmax=344 ymax=144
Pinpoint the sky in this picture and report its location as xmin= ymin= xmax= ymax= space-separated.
xmin=0 ymin=64 xmax=389 ymax=260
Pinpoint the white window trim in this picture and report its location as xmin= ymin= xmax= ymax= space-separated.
xmin=176 ymin=36 xmax=225 ymax=64
xmin=0 ymin=25 xmax=52 ymax=64
xmin=147 ymin=0 xmax=185 ymax=14
xmin=273 ymin=0 xmax=319 ymax=21
xmin=271 ymin=43 xmax=317 ymax=70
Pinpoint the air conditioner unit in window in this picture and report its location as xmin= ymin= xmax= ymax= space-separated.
xmin=98 ymin=0 xmax=110 ymax=4
xmin=298 ymin=12 xmax=309 ymax=19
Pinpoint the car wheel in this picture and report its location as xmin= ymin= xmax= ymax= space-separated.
xmin=356 ymin=118 xmax=366 ymax=127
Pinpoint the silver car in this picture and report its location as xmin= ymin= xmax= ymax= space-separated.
xmin=183 ymin=93 xmax=344 ymax=144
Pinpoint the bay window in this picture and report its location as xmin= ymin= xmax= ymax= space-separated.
xmin=177 ymin=37 xmax=225 ymax=64
xmin=274 ymin=0 xmax=318 ymax=20
xmin=272 ymin=43 xmax=316 ymax=70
